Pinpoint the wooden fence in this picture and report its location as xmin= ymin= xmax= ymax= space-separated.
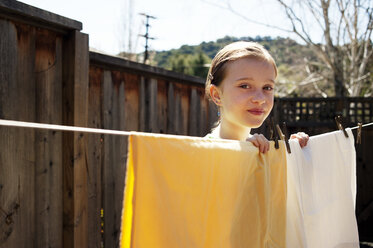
xmin=0 ymin=2 xmax=217 ymax=247
xmin=0 ymin=1 xmax=372 ymax=247
xmin=87 ymin=53 xmax=217 ymax=248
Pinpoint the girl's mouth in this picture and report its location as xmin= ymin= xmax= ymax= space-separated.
xmin=247 ymin=109 xmax=265 ymax=115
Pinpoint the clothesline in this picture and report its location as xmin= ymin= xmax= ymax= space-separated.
xmin=350 ymin=122 xmax=373 ymax=130
xmin=0 ymin=118 xmax=372 ymax=136
xmin=0 ymin=119 xmax=132 ymax=136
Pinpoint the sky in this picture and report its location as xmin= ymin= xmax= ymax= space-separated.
xmin=18 ymin=0 xmax=301 ymax=56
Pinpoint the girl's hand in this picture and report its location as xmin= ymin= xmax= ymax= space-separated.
xmin=246 ymin=134 xmax=270 ymax=153
xmin=290 ymin=132 xmax=309 ymax=148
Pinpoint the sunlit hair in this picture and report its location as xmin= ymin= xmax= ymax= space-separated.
xmin=205 ymin=41 xmax=277 ymax=100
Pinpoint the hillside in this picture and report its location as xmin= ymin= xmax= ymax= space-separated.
xmin=152 ymin=36 xmax=319 ymax=96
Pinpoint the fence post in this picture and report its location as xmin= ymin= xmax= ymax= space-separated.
xmin=62 ymin=30 xmax=89 ymax=248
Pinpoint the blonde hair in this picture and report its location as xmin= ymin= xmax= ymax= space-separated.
xmin=205 ymin=41 xmax=277 ymax=100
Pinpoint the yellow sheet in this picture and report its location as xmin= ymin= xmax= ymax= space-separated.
xmin=121 ymin=133 xmax=287 ymax=248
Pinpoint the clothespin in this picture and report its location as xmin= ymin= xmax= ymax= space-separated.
xmin=282 ymin=122 xmax=292 ymax=154
xmin=282 ymin=122 xmax=291 ymax=154
xmin=356 ymin=122 xmax=362 ymax=144
xmin=266 ymin=118 xmax=273 ymax=140
xmin=269 ymin=118 xmax=279 ymax=149
xmin=335 ymin=116 xmax=349 ymax=138
xmin=267 ymin=118 xmax=274 ymax=140
xmin=276 ymin=124 xmax=284 ymax=139
xmin=276 ymin=123 xmax=291 ymax=153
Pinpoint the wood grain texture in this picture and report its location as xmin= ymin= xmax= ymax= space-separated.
xmin=102 ymin=70 xmax=116 ymax=248
xmin=101 ymin=70 xmax=128 ymax=248
xmin=109 ymin=71 xmax=120 ymax=248
xmin=138 ymin=77 xmax=146 ymax=132
xmin=146 ymin=78 xmax=158 ymax=133
xmin=114 ymin=79 xmax=127 ymax=248
xmin=123 ymin=73 xmax=140 ymax=131
xmin=167 ymin=82 xmax=175 ymax=134
xmin=62 ymin=30 xmax=89 ymax=248
xmin=87 ymin=66 xmax=103 ymax=248
xmin=173 ymin=84 xmax=182 ymax=135
xmin=157 ymin=79 xmax=168 ymax=134
xmin=180 ymin=84 xmax=190 ymax=135
xmin=0 ymin=20 xmax=36 ymax=248
xmin=90 ymin=52 xmax=204 ymax=86
xmin=188 ymin=87 xmax=199 ymax=136
xmin=34 ymin=28 xmax=63 ymax=248
xmin=72 ymin=31 xmax=89 ymax=248
xmin=0 ymin=20 xmax=17 ymax=247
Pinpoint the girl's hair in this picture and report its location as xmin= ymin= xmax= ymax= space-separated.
xmin=205 ymin=41 xmax=277 ymax=100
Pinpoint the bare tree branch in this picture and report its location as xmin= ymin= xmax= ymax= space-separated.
xmin=357 ymin=7 xmax=373 ymax=77
xmin=201 ymin=0 xmax=292 ymax=32
xmin=337 ymin=0 xmax=354 ymax=41
xmin=202 ymin=0 xmax=373 ymax=96
xmin=305 ymin=0 xmax=325 ymax=30
xmin=313 ymin=81 xmax=329 ymax=97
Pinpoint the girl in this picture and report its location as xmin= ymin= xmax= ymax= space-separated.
xmin=205 ymin=41 xmax=308 ymax=152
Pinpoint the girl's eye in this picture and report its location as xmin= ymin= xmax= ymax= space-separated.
xmin=239 ymin=84 xmax=250 ymax=89
xmin=263 ymin=85 xmax=274 ymax=91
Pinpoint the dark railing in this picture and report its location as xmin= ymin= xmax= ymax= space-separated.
xmin=275 ymin=97 xmax=373 ymax=128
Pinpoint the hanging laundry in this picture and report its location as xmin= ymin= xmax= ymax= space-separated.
xmin=286 ymin=129 xmax=360 ymax=248
xmin=121 ymin=133 xmax=288 ymax=248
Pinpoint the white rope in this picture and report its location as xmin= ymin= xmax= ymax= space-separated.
xmin=0 ymin=119 xmax=132 ymax=136
xmin=350 ymin=122 xmax=373 ymax=130
xmin=0 ymin=119 xmax=372 ymax=136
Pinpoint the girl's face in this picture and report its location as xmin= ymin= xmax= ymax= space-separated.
xmin=212 ymin=57 xmax=275 ymax=129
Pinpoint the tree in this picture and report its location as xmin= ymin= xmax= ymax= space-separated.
xmin=277 ymin=0 xmax=373 ymax=97
xmin=206 ymin=0 xmax=373 ymax=97
xmin=170 ymin=55 xmax=192 ymax=75
xmin=166 ymin=53 xmax=210 ymax=78
xmin=190 ymin=53 xmax=210 ymax=78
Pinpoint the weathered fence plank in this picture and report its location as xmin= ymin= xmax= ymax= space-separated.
xmin=180 ymin=85 xmax=190 ymax=135
xmin=123 ymin=73 xmax=140 ymax=131
xmin=102 ymin=70 xmax=128 ymax=248
xmin=138 ymin=77 xmax=146 ymax=132
xmin=35 ymin=28 xmax=63 ymax=248
xmin=146 ymin=78 xmax=158 ymax=133
xmin=173 ymin=84 xmax=182 ymax=135
xmin=62 ymin=30 xmax=89 ymax=248
xmin=0 ymin=19 xmax=36 ymax=248
xmin=167 ymin=82 xmax=176 ymax=134
xmin=157 ymin=79 xmax=168 ymax=134
xmin=17 ymin=21 xmax=36 ymax=248
xmin=102 ymin=70 xmax=116 ymax=248
xmin=189 ymin=88 xmax=198 ymax=136
xmin=87 ymin=66 xmax=103 ymax=248
xmin=114 ymin=79 xmax=127 ymax=248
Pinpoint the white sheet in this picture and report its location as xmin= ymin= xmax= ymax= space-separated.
xmin=286 ymin=129 xmax=360 ymax=248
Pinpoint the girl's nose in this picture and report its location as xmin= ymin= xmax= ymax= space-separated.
xmin=251 ymin=91 xmax=266 ymax=104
